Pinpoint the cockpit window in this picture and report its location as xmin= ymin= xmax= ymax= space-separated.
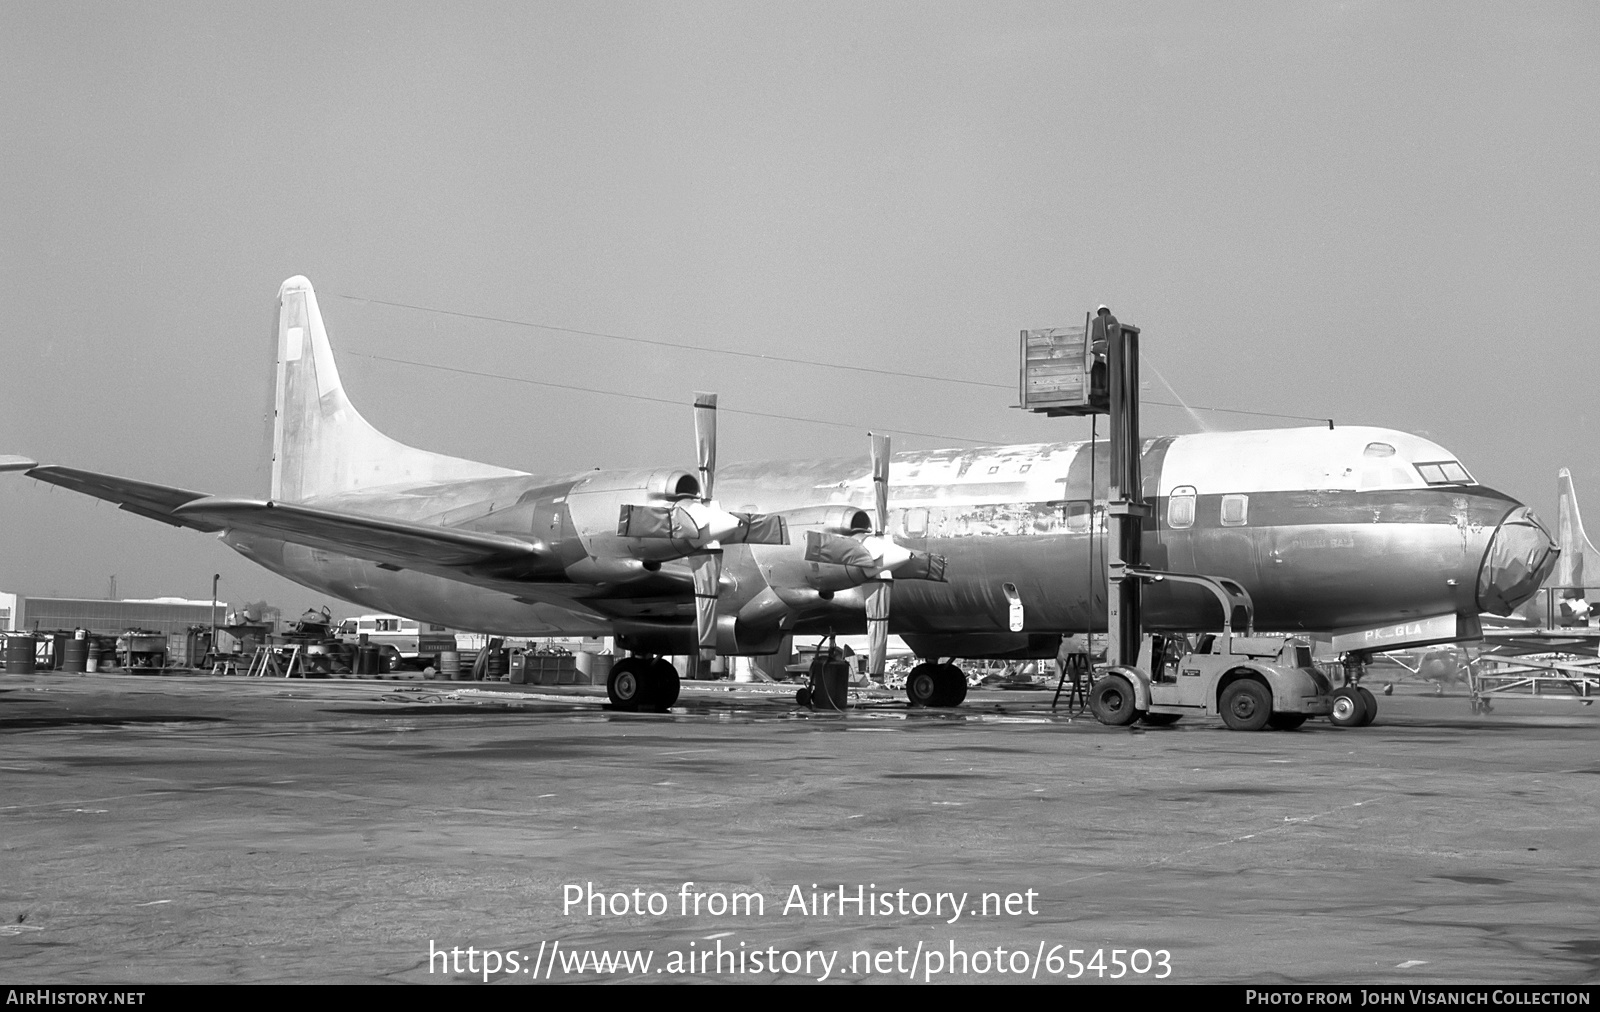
xmin=1415 ymin=460 xmax=1474 ymax=485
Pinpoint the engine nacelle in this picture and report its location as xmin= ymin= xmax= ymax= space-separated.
xmin=776 ymin=504 xmax=873 ymax=537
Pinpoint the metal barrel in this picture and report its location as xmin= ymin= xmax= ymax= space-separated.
xmin=4 ymin=634 xmax=38 ymax=674
xmin=356 ymin=643 xmax=380 ymax=675
xmin=585 ymin=653 xmax=613 ymax=687
xmin=439 ymin=650 xmax=461 ymax=680
xmin=60 ymin=638 xmax=89 ymax=673
xmin=809 ymin=658 xmax=851 ymax=710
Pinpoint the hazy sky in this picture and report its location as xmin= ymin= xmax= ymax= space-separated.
xmin=2 ymin=3 xmax=1597 ymax=612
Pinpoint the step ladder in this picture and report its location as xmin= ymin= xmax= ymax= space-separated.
xmin=245 ymin=645 xmax=304 ymax=678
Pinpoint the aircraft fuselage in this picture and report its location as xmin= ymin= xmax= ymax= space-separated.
xmin=223 ymin=424 xmax=1554 ymax=658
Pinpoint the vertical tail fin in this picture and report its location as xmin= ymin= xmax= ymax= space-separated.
xmin=1554 ymin=468 xmax=1600 ymax=593
xmin=270 ymin=276 xmax=522 ymax=502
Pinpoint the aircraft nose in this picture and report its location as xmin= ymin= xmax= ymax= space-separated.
xmin=1477 ymin=506 xmax=1559 ymax=615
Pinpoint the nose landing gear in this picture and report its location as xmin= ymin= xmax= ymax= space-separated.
xmin=1331 ymin=653 xmax=1377 ymax=727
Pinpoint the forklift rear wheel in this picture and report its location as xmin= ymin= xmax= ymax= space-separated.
xmin=1266 ymin=712 xmax=1308 ymax=731
xmin=1140 ymin=712 xmax=1182 ymax=727
xmin=1329 ymin=687 xmax=1368 ymax=727
xmin=1088 ymin=675 xmax=1141 ymax=726
xmin=1219 ymin=679 xmax=1272 ymax=731
xmin=1355 ymin=686 xmax=1377 ymax=726
xmin=905 ymin=664 xmax=940 ymax=707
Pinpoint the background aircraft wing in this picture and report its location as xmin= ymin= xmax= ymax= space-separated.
xmin=21 ymin=465 xmax=223 ymax=532
xmin=173 ymin=497 xmax=549 ymax=571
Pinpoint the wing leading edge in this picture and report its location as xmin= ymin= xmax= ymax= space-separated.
xmin=173 ymin=497 xmax=551 ymax=574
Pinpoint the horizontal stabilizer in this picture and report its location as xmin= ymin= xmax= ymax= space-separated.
xmin=23 ymin=465 xmax=221 ymax=532
xmin=174 ymin=497 xmax=547 ymax=570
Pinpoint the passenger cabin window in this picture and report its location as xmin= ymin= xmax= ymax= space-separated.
xmin=1064 ymin=501 xmax=1091 ymax=533
xmin=1221 ymin=494 xmax=1249 ymax=527
xmin=1167 ymin=486 xmax=1197 ymax=529
xmin=1415 ymin=460 xmax=1474 ymax=485
xmin=903 ymin=508 xmax=928 ymax=538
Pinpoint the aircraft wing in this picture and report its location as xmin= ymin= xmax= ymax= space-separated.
xmin=21 ymin=465 xmax=224 ymax=532
xmin=172 ymin=497 xmax=549 ymax=572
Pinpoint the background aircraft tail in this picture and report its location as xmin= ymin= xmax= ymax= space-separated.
xmin=1554 ymin=468 xmax=1600 ymax=594
xmin=271 ymin=276 xmax=522 ymax=502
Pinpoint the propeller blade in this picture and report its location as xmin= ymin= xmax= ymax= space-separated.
xmin=618 ymin=503 xmax=693 ymax=539
xmin=870 ymin=432 xmax=891 ymax=536
xmin=895 ymin=551 xmax=949 ymax=582
xmin=690 ymin=549 xmax=722 ymax=656
xmin=865 ymin=579 xmax=891 ymax=679
xmin=722 ymin=512 xmax=789 ymax=546
xmin=805 ymin=529 xmax=876 ymax=569
xmin=694 ymin=392 xmax=717 ymax=503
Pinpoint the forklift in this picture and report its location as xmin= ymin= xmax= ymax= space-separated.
xmin=1021 ymin=308 xmax=1343 ymax=731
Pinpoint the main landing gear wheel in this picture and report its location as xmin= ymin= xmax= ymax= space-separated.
xmin=1219 ymin=679 xmax=1272 ymax=731
xmin=1267 ymin=712 xmax=1308 ymax=731
xmin=1329 ymin=687 xmax=1368 ymax=727
xmin=1088 ymin=675 xmax=1141 ymax=726
xmin=905 ymin=663 xmax=940 ymax=708
xmin=934 ymin=663 xmax=967 ymax=707
xmin=1355 ymin=686 xmax=1377 ymax=727
xmin=607 ymin=658 xmax=650 ymax=710
xmin=608 ymin=658 xmax=680 ymax=711
xmin=648 ymin=658 xmax=681 ymax=710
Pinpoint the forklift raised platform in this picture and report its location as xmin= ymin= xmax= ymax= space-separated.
xmin=1023 ymin=307 xmax=1363 ymax=731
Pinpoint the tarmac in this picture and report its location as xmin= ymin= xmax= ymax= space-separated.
xmin=1 ymin=670 xmax=1597 ymax=985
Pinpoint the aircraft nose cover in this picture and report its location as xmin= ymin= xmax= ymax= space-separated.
xmin=1477 ymin=507 xmax=1559 ymax=615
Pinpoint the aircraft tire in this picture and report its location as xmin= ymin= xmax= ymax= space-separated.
xmin=1088 ymin=675 xmax=1141 ymax=726
xmin=1140 ymin=712 xmax=1182 ymax=726
xmin=606 ymin=658 xmax=649 ymax=710
xmin=1266 ymin=712 xmax=1308 ymax=731
xmin=934 ymin=664 xmax=967 ymax=707
xmin=1219 ymin=679 xmax=1272 ymax=731
xmin=905 ymin=663 xmax=940 ymax=707
xmin=1355 ymin=686 xmax=1377 ymax=726
xmin=648 ymin=658 xmax=680 ymax=710
xmin=1329 ymin=687 xmax=1368 ymax=727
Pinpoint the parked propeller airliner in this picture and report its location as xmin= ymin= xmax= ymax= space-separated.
xmin=1 ymin=277 xmax=1559 ymax=710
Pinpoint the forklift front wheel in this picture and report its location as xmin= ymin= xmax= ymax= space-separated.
xmin=1088 ymin=675 xmax=1142 ymax=726
xmin=1219 ymin=679 xmax=1273 ymax=731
